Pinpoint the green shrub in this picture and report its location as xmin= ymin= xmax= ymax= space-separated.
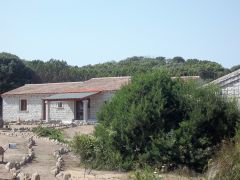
xmin=70 ymin=133 xmax=123 ymax=170
xmin=72 ymin=70 xmax=240 ymax=172
xmin=32 ymin=126 xmax=65 ymax=142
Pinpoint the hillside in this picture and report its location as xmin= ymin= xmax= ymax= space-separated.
xmin=1 ymin=52 xmax=239 ymax=95
xmin=24 ymin=56 xmax=232 ymax=84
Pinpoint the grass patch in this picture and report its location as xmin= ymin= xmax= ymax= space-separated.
xmin=207 ymin=130 xmax=240 ymax=180
xmin=32 ymin=126 xmax=65 ymax=142
xmin=129 ymin=166 xmax=163 ymax=180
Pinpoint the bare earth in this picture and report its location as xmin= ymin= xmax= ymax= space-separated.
xmin=63 ymin=125 xmax=95 ymax=139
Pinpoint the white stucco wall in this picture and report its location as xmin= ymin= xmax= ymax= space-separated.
xmin=2 ymin=94 xmax=51 ymax=122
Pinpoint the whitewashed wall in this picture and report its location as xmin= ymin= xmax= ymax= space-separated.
xmin=89 ymin=92 xmax=114 ymax=120
xmin=2 ymin=94 xmax=51 ymax=122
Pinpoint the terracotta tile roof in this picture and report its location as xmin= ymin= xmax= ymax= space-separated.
xmin=2 ymin=76 xmax=131 ymax=96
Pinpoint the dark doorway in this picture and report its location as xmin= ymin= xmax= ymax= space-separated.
xmin=76 ymin=100 xmax=83 ymax=120
xmin=42 ymin=101 xmax=46 ymax=120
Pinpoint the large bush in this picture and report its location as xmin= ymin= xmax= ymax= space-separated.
xmin=72 ymin=71 xmax=240 ymax=172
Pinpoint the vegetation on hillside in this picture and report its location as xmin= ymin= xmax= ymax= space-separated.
xmin=1 ymin=52 xmax=239 ymax=92
xmin=25 ymin=56 xmax=231 ymax=83
xmin=71 ymin=71 xmax=240 ymax=173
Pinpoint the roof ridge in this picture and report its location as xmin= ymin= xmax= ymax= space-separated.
xmin=25 ymin=81 xmax=83 ymax=85
xmin=90 ymin=76 xmax=131 ymax=80
xmin=210 ymin=68 xmax=240 ymax=85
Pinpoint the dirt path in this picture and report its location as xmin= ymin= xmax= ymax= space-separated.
xmin=20 ymin=138 xmax=62 ymax=179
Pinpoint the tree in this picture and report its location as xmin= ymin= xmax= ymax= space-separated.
xmin=72 ymin=71 xmax=240 ymax=172
xmin=231 ymin=64 xmax=240 ymax=72
xmin=0 ymin=53 xmax=37 ymax=93
xmin=171 ymin=56 xmax=185 ymax=63
xmin=0 ymin=52 xmax=38 ymax=126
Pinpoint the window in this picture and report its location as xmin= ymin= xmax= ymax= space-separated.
xmin=57 ymin=102 xmax=63 ymax=108
xmin=20 ymin=99 xmax=27 ymax=111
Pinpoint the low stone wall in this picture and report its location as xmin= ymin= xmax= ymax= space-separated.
xmin=0 ymin=131 xmax=71 ymax=180
xmin=5 ymin=120 xmax=96 ymax=132
xmin=3 ymin=135 xmax=40 ymax=180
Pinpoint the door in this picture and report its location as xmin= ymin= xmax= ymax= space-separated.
xmin=76 ymin=101 xmax=83 ymax=120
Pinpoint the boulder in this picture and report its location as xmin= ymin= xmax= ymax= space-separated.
xmin=59 ymin=147 xmax=64 ymax=154
xmin=15 ymin=162 xmax=20 ymax=170
xmin=9 ymin=167 xmax=17 ymax=174
xmin=17 ymin=172 xmax=29 ymax=180
xmin=56 ymin=172 xmax=64 ymax=179
xmin=22 ymin=156 xmax=27 ymax=163
xmin=19 ymin=161 xmax=25 ymax=166
xmin=56 ymin=161 xmax=62 ymax=169
xmin=57 ymin=157 xmax=63 ymax=162
xmin=31 ymin=172 xmax=40 ymax=180
xmin=51 ymin=168 xmax=59 ymax=176
xmin=63 ymin=173 xmax=71 ymax=180
xmin=28 ymin=143 xmax=33 ymax=149
xmin=5 ymin=162 xmax=15 ymax=171
xmin=28 ymin=148 xmax=34 ymax=153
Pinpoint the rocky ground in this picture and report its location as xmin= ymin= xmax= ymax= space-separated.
xmin=0 ymin=125 xmax=129 ymax=180
xmin=0 ymin=124 xmax=204 ymax=180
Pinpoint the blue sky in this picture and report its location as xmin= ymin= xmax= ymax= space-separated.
xmin=0 ymin=1 xmax=240 ymax=68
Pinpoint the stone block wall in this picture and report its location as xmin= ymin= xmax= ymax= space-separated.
xmin=49 ymin=101 xmax=75 ymax=123
xmin=221 ymin=79 xmax=240 ymax=108
xmin=89 ymin=92 xmax=114 ymax=120
xmin=2 ymin=94 xmax=51 ymax=122
xmin=2 ymin=91 xmax=115 ymax=123
xmin=211 ymin=70 xmax=240 ymax=108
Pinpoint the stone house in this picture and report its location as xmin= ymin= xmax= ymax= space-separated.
xmin=210 ymin=68 xmax=240 ymax=107
xmin=1 ymin=77 xmax=130 ymax=124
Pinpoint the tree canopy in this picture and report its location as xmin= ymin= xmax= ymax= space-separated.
xmin=0 ymin=52 xmax=37 ymax=94
xmin=71 ymin=71 xmax=240 ymax=172
xmin=24 ymin=56 xmax=232 ymax=83
xmin=0 ymin=52 xmax=237 ymax=92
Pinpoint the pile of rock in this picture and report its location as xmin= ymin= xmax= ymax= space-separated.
xmin=56 ymin=172 xmax=72 ymax=180
xmin=12 ymin=127 xmax=32 ymax=132
xmin=17 ymin=172 xmax=40 ymax=180
xmin=72 ymin=120 xmax=96 ymax=126
xmin=51 ymin=147 xmax=70 ymax=177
